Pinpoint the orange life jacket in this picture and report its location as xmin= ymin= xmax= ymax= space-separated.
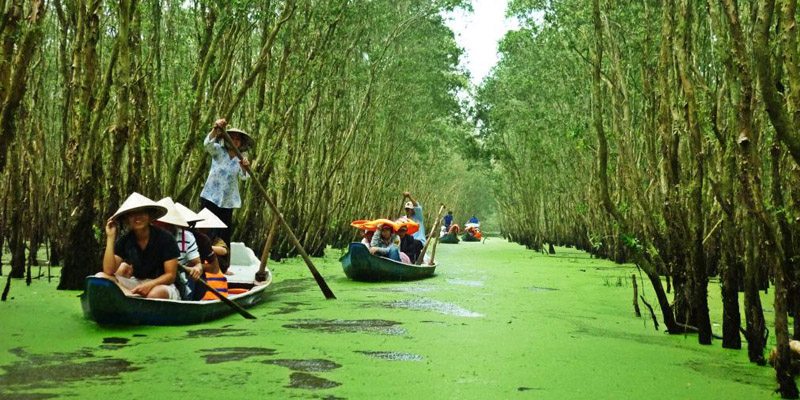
xmin=201 ymin=271 xmax=229 ymax=300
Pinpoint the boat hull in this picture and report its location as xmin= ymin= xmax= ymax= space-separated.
xmin=461 ymin=233 xmax=480 ymax=242
xmin=340 ymin=243 xmax=436 ymax=282
xmin=80 ymin=276 xmax=270 ymax=326
xmin=439 ymin=232 xmax=460 ymax=244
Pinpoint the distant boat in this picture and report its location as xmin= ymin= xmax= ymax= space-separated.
xmin=81 ymin=243 xmax=270 ymax=325
xmin=340 ymin=243 xmax=436 ymax=281
xmin=461 ymin=233 xmax=481 ymax=242
xmin=439 ymin=231 xmax=460 ymax=244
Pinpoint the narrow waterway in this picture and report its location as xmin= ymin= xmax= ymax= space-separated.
xmin=0 ymin=239 xmax=777 ymax=399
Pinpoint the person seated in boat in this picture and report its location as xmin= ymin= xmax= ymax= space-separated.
xmin=153 ymin=197 xmax=203 ymax=300
xmin=465 ymin=225 xmax=483 ymax=240
xmin=196 ymin=208 xmax=230 ymax=274
xmin=396 ymin=221 xmax=423 ymax=263
xmin=175 ymin=202 xmax=219 ymax=272
xmin=399 ymin=192 xmax=426 ymax=245
xmin=99 ymin=192 xmax=181 ymax=300
xmin=176 ymin=203 xmax=229 ymax=300
xmin=369 ymin=220 xmax=402 ymax=262
xmin=449 ymin=223 xmax=460 ymax=235
xmin=360 ymin=229 xmax=374 ymax=247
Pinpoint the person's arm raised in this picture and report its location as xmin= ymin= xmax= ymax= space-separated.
xmin=102 ymin=218 xmax=122 ymax=275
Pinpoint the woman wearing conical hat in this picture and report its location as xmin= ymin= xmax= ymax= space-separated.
xmin=99 ymin=193 xmax=181 ymax=299
xmin=369 ymin=220 xmax=402 ymax=262
xmin=199 ymin=118 xmax=254 ymax=249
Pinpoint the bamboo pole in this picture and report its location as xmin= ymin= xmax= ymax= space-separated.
xmin=415 ymin=204 xmax=445 ymax=265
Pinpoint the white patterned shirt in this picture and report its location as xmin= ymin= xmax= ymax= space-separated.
xmin=200 ymin=133 xmax=249 ymax=208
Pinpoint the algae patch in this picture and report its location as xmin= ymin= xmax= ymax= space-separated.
xmin=263 ymin=359 xmax=341 ymax=372
xmin=355 ymin=351 xmax=424 ymax=361
xmin=198 ymin=347 xmax=277 ymax=364
xmin=186 ymin=328 xmax=252 ymax=338
xmin=0 ymin=347 xmax=139 ymax=398
xmin=283 ymin=319 xmax=406 ymax=335
xmin=383 ymin=298 xmax=483 ymax=317
xmin=287 ymin=372 xmax=341 ymax=390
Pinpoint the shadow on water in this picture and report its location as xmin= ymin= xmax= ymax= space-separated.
xmin=186 ymin=328 xmax=252 ymax=338
xmin=371 ymin=285 xmax=435 ymax=294
xmin=287 ymin=372 xmax=341 ymax=390
xmin=528 ymin=286 xmax=558 ymax=292
xmin=283 ymin=319 xmax=406 ymax=335
xmin=382 ymin=298 xmax=483 ymax=318
xmin=683 ymin=359 xmax=772 ymax=387
xmin=270 ymin=279 xmax=314 ymax=295
xmin=99 ymin=337 xmax=130 ymax=351
xmin=355 ymin=351 xmax=423 ymax=361
xmin=198 ymin=347 xmax=277 ymax=364
xmin=0 ymin=348 xmax=140 ymax=398
xmin=263 ymin=359 xmax=341 ymax=372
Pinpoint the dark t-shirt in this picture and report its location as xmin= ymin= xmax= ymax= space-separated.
xmin=189 ymin=229 xmax=216 ymax=265
xmin=114 ymin=226 xmax=180 ymax=279
xmin=400 ymin=235 xmax=423 ymax=263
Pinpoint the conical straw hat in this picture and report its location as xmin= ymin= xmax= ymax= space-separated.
xmin=195 ymin=208 xmax=228 ymax=229
xmin=227 ymin=128 xmax=255 ymax=151
xmin=111 ymin=192 xmax=168 ymax=221
xmin=174 ymin=202 xmax=203 ymax=223
xmin=155 ymin=197 xmax=189 ymax=228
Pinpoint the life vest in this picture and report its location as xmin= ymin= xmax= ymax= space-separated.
xmin=201 ymin=271 xmax=229 ymax=300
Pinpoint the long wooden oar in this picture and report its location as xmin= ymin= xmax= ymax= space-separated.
xmin=256 ymin=218 xmax=279 ymax=282
xmin=183 ymin=266 xmax=256 ymax=319
xmin=415 ymin=204 xmax=445 ymax=265
xmin=216 ymin=127 xmax=336 ymax=299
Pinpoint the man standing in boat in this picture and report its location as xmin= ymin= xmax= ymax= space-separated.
xmin=400 ymin=191 xmax=426 ymax=245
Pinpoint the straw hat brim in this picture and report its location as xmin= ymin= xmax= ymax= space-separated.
xmin=155 ymin=197 xmax=190 ymax=228
xmin=111 ymin=192 xmax=168 ymax=221
xmin=227 ymin=128 xmax=255 ymax=151
xmin=195 ymin=208 xmax=228 ymax=229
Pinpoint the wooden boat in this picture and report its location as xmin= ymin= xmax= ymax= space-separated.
xmin=439 ymin=232 xmax=460 ymax=244
xmin=81 ymin=242 xmax=271 ymax=325
xmin=340 ymin=242 xmax=436 ymax=281
xmin=461 ymin=233 xmax=481 ymax=242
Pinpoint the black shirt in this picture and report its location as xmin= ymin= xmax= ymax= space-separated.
xmin=114 ymin=226 xmax=180 ymax=279
xmin=400 ymin=235 xmax=423 ymax=263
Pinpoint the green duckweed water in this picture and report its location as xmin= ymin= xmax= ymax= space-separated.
xmin=0 ymin=239 xmax=787 ymax=399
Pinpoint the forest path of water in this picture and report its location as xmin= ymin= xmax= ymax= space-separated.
xmin=0 ymin=239 xmax=778 ymax=399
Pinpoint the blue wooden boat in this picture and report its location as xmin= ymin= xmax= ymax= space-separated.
xmin=340 ymin=243 xmax=436 ymax=281
xmin=81 ymin=276 xmax=271 ymax=325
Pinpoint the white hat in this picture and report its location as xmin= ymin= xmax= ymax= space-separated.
xmin=155 ymin=197 xmax=189 ymax=227
xmin=195 ymin=208 xmax=228 ymax=229
xmin=404 ymin=201 xmax=414 ymax=209
xmin=111 ymin=192 xmax=168 ymax=221
xmin=174 ymin=202 xmax=203 ymax=224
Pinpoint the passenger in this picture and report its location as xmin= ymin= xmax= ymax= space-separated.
xmin=154 ymin=197 xmax=202 ymax=300
xmin=195 ymin=208 xmax=231 ymax=275
xmin=449 ymin=224 xmax=461 ymax=235
xmin=468 ymin=215 xmax=479 ymax=224
xmin=369 ymin=221 xmax=401 ymax=262
xmin=175 ymin=202 xmax=227 ymax=300
xmin=99 ymin=192 xmax=180 ymax=300
xmin=399 ymin=191 xmax=426 ymax=245
xmin=175 ymin=202 xmax=219 ymax=273
xmin=397 ymin=223 xmax=423 ymax=263
xmin=199 ymin=118 xmax=254 ymax=250
xmin=360 ymin=230 xmax=374 ymax=247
